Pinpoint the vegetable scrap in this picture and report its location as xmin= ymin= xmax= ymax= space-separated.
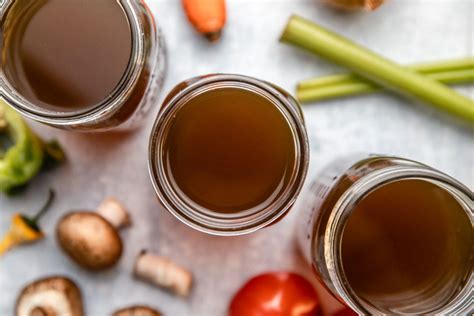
xmin=134 ymin=250 xmax=193 ymax=297
xmin=0 ymin=100 xmax=65 ymax=194
xmin=229 ymin=272 xmax=321 ymax=316
xmin=113 ymin=305 xmax=162 ymax=316
xmin=182 ymin=0 xmax=226 ymax=41
xmin=0 ymin=189 xmax=55 ymax=256
xmin=280 ymin=16 xmax=474 ymax=123
xmin=323 ymin=0 xmax=385 ymax=11
xmin=56 ymin=197 xmax=129 ymax=270
xmin=15 ymin=276 xmax=84 ymax=316
xmin=97 ymin=197 xmax=132 ymax=229
xmin=297 ymin=58 xmax=474 ymax=103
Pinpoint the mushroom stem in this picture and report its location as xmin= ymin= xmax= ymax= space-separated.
xmin=134 ymin=250 xmax=193 ymax=297
xmin=96 ymin=198 xmax=131 ymax=229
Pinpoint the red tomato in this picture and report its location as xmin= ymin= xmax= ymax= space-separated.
xmin=229 ymin=272 xmax=321 ymax=316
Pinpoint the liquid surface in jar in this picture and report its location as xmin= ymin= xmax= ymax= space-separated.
xmin=164 ymin=87 xmax=296 ymax=213
xmin=341 ymin=179 xmax=472 ymax=313
xmin=2 ymin=0 xmax=132 ymax=112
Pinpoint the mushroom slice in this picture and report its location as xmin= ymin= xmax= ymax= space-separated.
xmin=56 ymin=211 xmax=123 ymax=270
xmin=15 ymin=276 xmax=83 ymax=316
xmin=112 ymin=305 xmax=161 ymax=316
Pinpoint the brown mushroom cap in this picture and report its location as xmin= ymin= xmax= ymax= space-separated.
xmin=56 ymin=211 xmax=122 ymax=270
xmin=15 ymin=276 xmax=83 ymax=316
xmin=112 ymin=305 xmax=161 ymax=316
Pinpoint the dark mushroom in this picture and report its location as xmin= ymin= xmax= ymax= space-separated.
xmin=15 ymin=276 xmax=83 ymax=316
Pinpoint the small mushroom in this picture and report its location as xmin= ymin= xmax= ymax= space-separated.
xmin=15 ymin=276 xmax=83 ymax=316
xmin=134 ymin=250 xmax=193 ymax=297
xmin=323 ymin=0 xmax=384 ymax=10
xmin=112 ymin=305 xmax=161 ymax=316
xmin=56 ymin=198 xmax=130 ymax=270
xmin=57 ymin=211 xmax=122 ymax=270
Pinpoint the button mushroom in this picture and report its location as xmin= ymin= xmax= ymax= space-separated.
xmin=323 ymin=0 xmax=384 ymax=10
xmin=112 ymin=305 xmax=162 ymax=316
xmin=56 ymin=198 xmax=130 ymax=270
xmin=15 ymin=276 xmax=84 ymax=316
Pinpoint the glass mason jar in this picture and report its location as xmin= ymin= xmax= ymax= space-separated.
xmin=0 ymin=0 xmax=166 ymax=131
xmin=149 ymin=74 xmax=310 ymax=235
xmin=297 ymin=154 xmax=473 ymax=315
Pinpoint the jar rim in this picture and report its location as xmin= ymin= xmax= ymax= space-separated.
xmin=148 ymin=74 xmax=310 ymax=236
xmin=323 ymin=160 xmax=473 ymax=314
xmin=0 ymin=0 xmax=145 ymax=126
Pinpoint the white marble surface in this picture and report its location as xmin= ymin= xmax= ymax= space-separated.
xmin=1 ymin=0 xmax=473 ymax=315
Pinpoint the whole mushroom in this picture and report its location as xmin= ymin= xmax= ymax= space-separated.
xmin=112 ymin=305 xmax=161 ymax=316
xmin=15 ymin=276 xmax=83 ymax=316
xmin=56 ymin=197 xmax=130 ymax=270
xmin=323 ymin=0 xmax=384 ymax=10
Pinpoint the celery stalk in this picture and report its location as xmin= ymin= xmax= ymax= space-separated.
xmin=280 ymin=16 xmax=474 ymax=123
xmin=298 ymin=68 xmax=474 ymax=103
xmin=298 ymin=58 xmax=474 ymax=90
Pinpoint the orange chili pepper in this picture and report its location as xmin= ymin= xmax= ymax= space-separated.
xmin=0 ymin=189 xmax=54 ymax=256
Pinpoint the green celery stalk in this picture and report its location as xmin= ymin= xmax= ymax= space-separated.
xmin=298 ymin=68 xmax=474 ymax=103
xmin=298 ymin=58 xmax=474 ymax=90
xmin=280 ymin=15 xmax=474 ymax=123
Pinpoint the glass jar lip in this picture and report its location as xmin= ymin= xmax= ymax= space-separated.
xmin=148 ymin=74 xmax=310 ymax=236
xmin=0 ymin=0 xmax=145 ymax=125
xmin=323 ymin=162 xmax=473 ymax=314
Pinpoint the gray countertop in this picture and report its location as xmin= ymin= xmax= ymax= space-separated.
xmin=1 ymin=0 xmax=473 ymax=315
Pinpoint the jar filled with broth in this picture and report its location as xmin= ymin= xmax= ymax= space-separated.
xmin=149 ymin=74 xmax=309 ymax=235
xmin=297 ymin=155 xmax=473 ymax=315
xmin=0 ymin=0 xmax=166 ymax=131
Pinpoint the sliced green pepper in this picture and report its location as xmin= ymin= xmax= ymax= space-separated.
xmin=0 ymin=100 xmax=64 ymax=193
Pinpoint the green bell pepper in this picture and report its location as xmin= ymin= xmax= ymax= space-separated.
xmin=0 ymin=100 xmax=64 ymax=194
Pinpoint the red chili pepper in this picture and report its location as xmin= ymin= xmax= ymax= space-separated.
xmin=229 ymin=272 xmax=322 ymax=316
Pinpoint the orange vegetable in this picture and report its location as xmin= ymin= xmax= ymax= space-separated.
xmin=182 ymin=0 xmax=227 ymax=42
xmin=0 ymin=190 xmax=54 ymax=256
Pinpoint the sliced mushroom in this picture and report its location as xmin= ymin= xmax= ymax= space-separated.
xmin=112 ymin=305 xmax=161 ymax=316
xmin=56 ymin=211 xmax=122 ymax=270
xmin=134 ymin=250 xmax=193 ymax=297
xmin=15 ymin=276 xmax=83 ymax=316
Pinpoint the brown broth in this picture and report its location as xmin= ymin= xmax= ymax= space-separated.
xmin=2 ymin=0 xmax=132 ymax=112
xmin=164 ymin=87 xmax=296 ymax=213
xmin=341 ymin=179 xmax=472 ymax=312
